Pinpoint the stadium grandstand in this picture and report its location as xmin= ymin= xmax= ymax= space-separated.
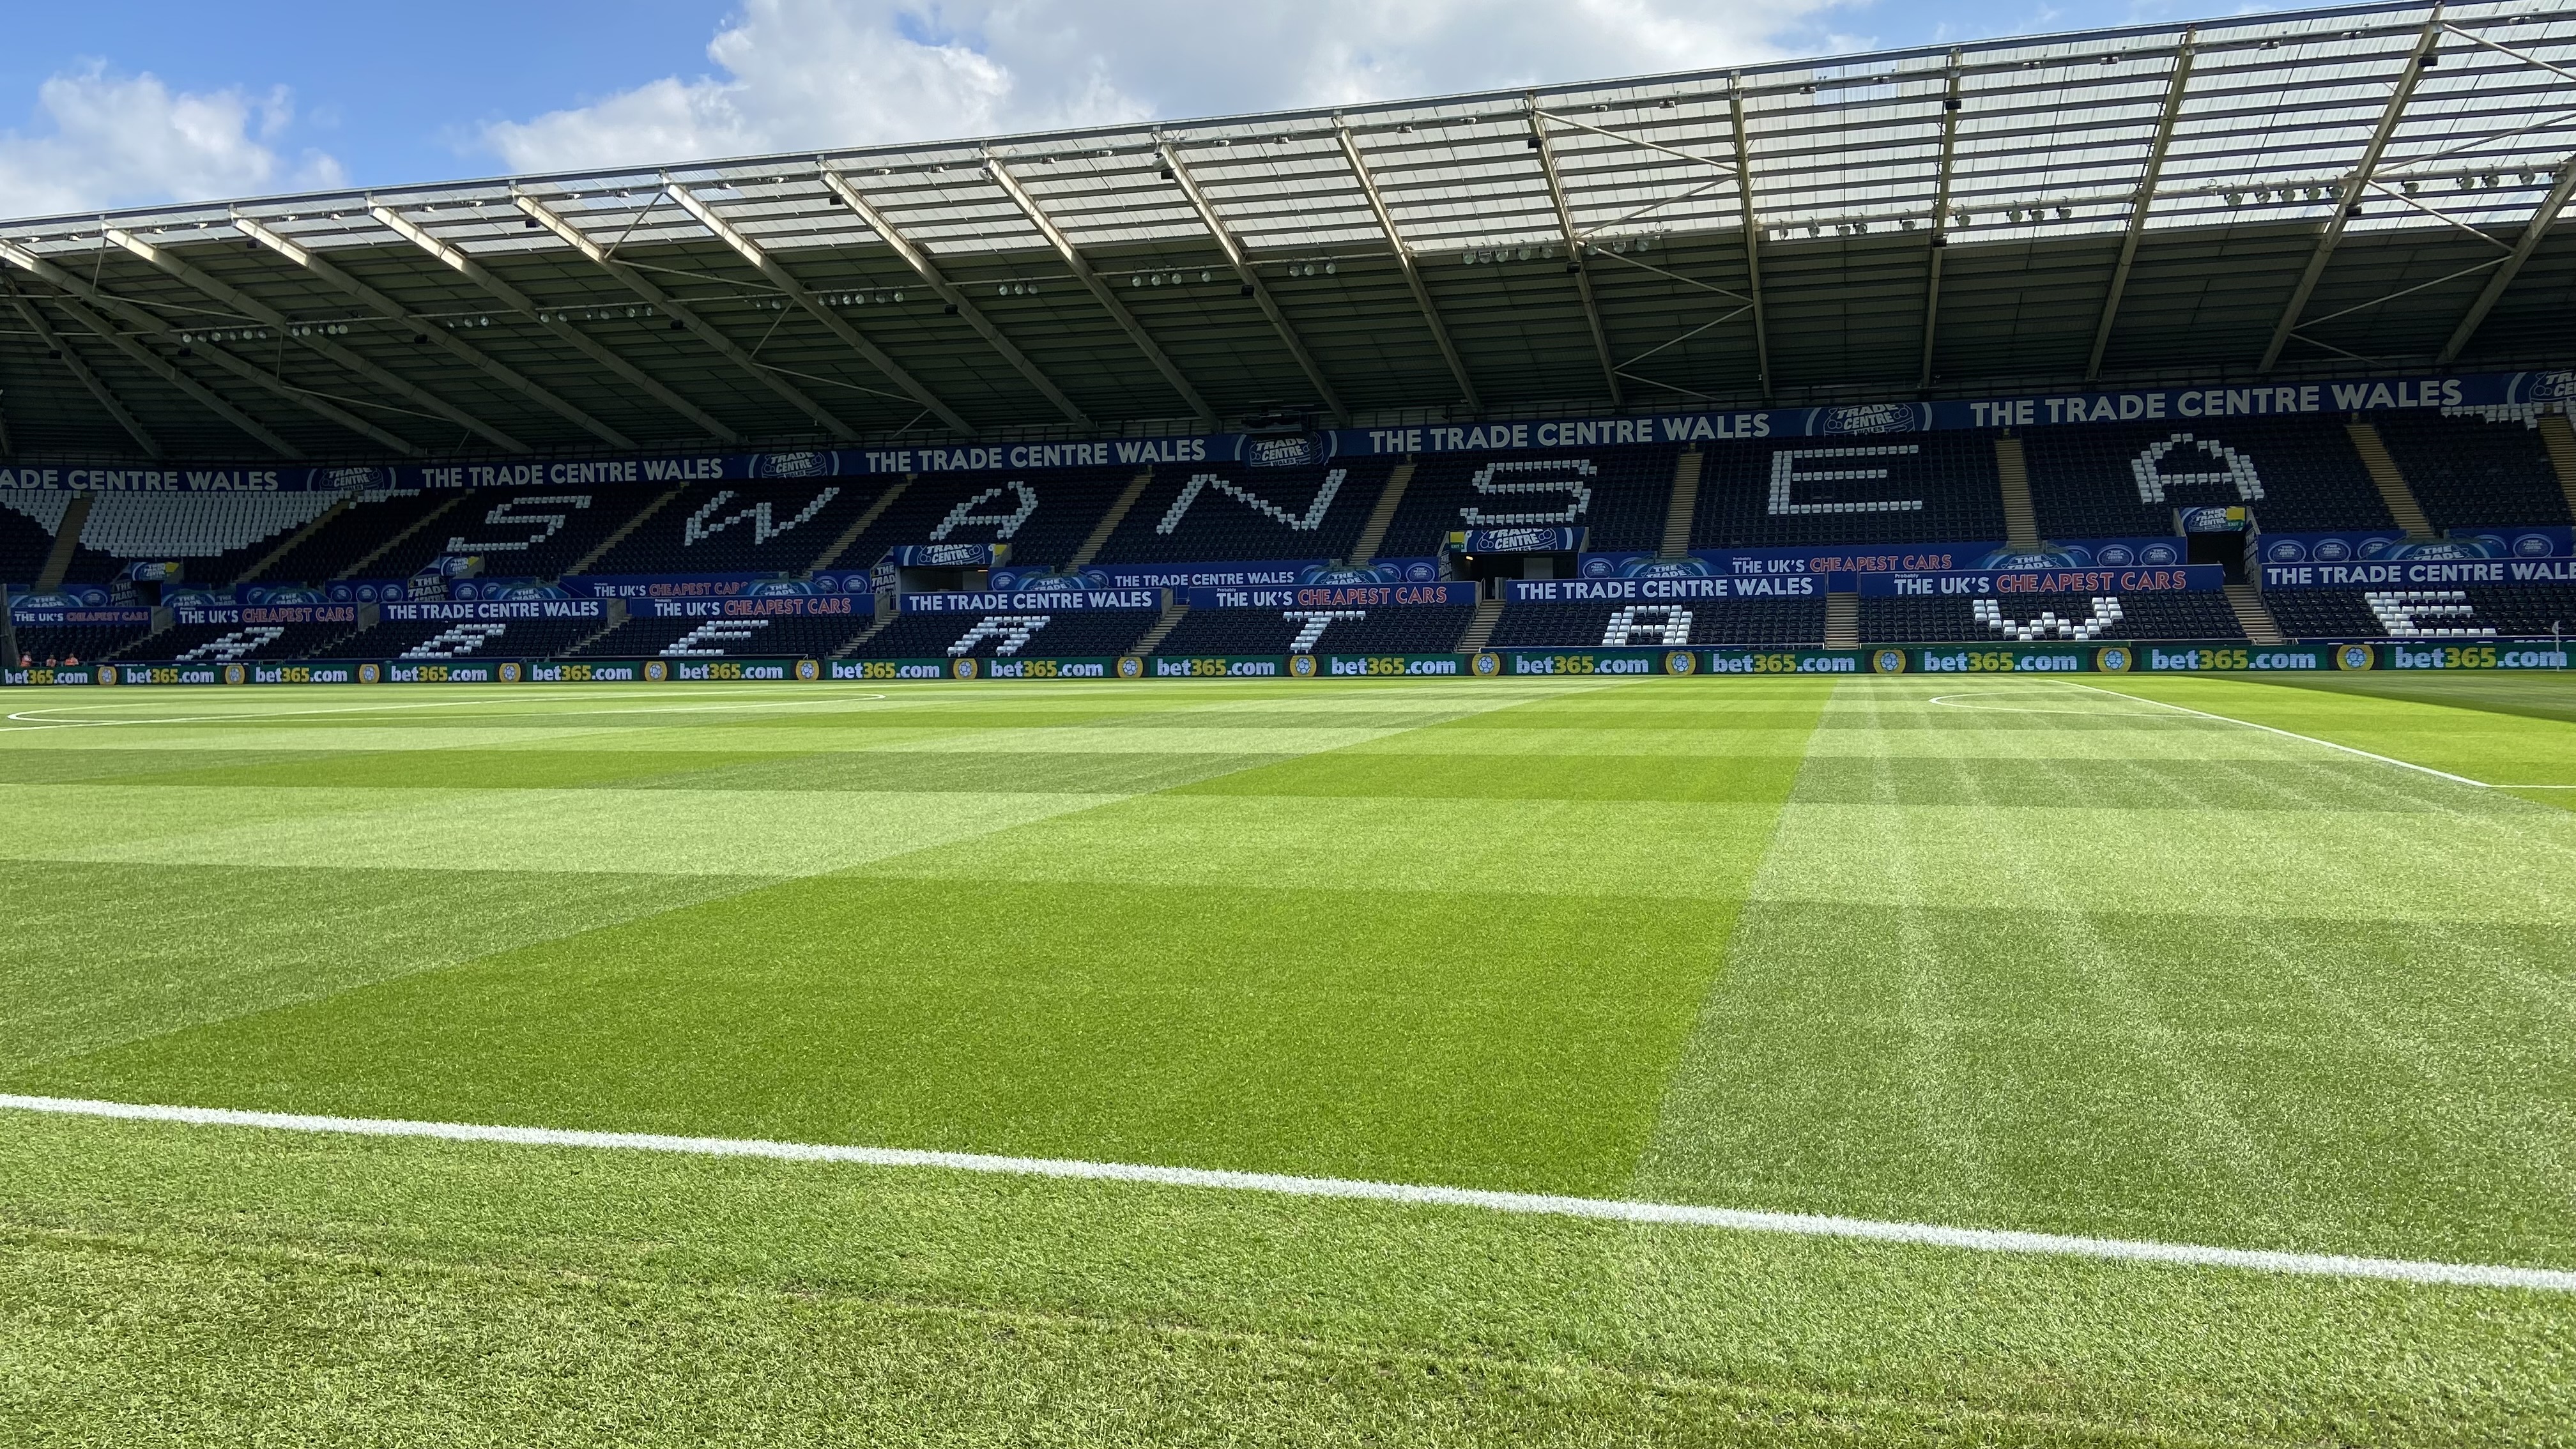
xmin=2 ymin=0 xmax=2573 ymax=678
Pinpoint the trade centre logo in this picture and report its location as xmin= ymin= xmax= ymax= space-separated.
xmin=1873 ymin=648 xmax=1908 ymax=674
xmin=2095 ymin=646 xmax=2132 ymax=673
xmin=2336 ymin=643 xmax=2376 ymax=671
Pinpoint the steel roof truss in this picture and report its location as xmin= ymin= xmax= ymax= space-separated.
xmin=17 ymin=285 xmax=300 ymax=456
xmin=2259 ymin=14 xmax=2445 ymax=373
xmin=1333 ymin=121 xmax=1480 ymax=410
xmin=1728 ymin=80 xmax=1772 ymax=402
xmin=815 ymin=170 xmax=1090 ymax=426
xmin=2 ymin=275 xmax=160 ymax=456
xmin=664 ymin=180 xmax=972 ymax=434
xmin=3 ymin=239 xmax=381 ymax=454
xmin=1527 ymin=103 xmax=1622 ymax=405
xmin=370 ymin=203 xmax=740 ymax=442
xmin=1919 ymin=58 xmax=1966 ymax=392
xmin=514 ymin=194 xmax=857 ymax=440
xmin=979 ymin=158 xmax=1213 ymax=426
xmin=2087 ymin=33 xmax=2196 ymax=381
xmin=2441 ymin=152 xmax=2576 ymax=364
xmin=107 ymin=227 xmax=526 ymax=452
xmin=1156 ymin=146 xmax=1346 ymax=422
xmin=233 ymin=215 xmax=635 ymax=450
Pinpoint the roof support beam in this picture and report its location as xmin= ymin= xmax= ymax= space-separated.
xmin=981 ymin=158 xmax=1212 ymax=427
xmin=2087 ymin=34 xmax=2196 ymax=381
xmin=513 ymin=194 xmax=856 ymax=440
xmin=2259 ymin=15 xmax=2444 ymax=373
xmin=1335 ymin=121 xmax=1480 ymax=411
xmin=815 ymin=171 xmax=1089 ymax=426
xmin=1728 ymin=78 xmax=1773 ymax=402
xmin=107 ymin=227 xmax=527 ymax=452
xmin=3 ymin=240 xmax=358 ymax=456
xmin=1919 ymin=57 xmax=1966 ymax=392
xmin=663 ymin=181 xmax=970 ymax=436
xmin=1528 ymin=102 xmax=1623 ymax=406
xmin=2439 ymin=151 xmax=2576 ymax=364
xmin=369 ymin=203 xmax=739 ymax=442
xmin=7 ymin=283 xmax=302 ymax=456
xmin=236 ymin=215 xmax=634 ymax=450
xmin=1156 ymin=146 xmax=1345 ymax=423
xmin=1 ymin=274 xmax=161 ymax=457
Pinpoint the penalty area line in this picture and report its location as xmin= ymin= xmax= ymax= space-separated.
xmin=2055 ymin=681 xmax=2493 ymax=788
xmin=3 ymin=1093 xmax=2570 ymax=1295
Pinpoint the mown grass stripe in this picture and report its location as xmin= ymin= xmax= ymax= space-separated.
xmin=6 ymin=1092 xmax=2568 ymax=1294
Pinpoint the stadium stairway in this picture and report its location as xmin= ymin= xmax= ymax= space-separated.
xmin=831 ymin=613 xmax=894 ymax=657
xmin=566 ymin=488 xmax=682 ymax=576
xmin=1130 ymin=601 xmax=1189 ymax=654
xmin=2347 ymin=420 xmax=2435 ymax=539
xmin=1346 ymin=461 xmax=1414 ymax=564
xmin=34 ymin=493 xmax=91 ymax=590
xmin=1068 ymin=471 xmax=1154 ymax=569
xmin=342 ymin=493 xmax=464 ymax=578
xmin=2225 ymin=583 xmax=2287 ymax=644
xmin=1995 ymin=435 xmax=2041 ymax=549
xmin=808 ymin=478 xmax=910 ymax=571
xmin=234 ymin=496 xmax=349 ymax=585
xmin=1455 ymin=597 xmax=1505 ymax=653
xmin=564 ymin=600 xmax=630 ymax=656
xmin=1657 ymin=449 xmax=1703 ymax=557
xmin=1823 ymin=592 xmax=1859 ymax=649
xmin=2543 ymin=414 xmax=2576 ymax=521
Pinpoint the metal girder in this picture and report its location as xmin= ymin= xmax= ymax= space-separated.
xmin=980 ymin=158 xmax=1212 ymax=427
xmin=1919 ymin=57 xmax=1965 ymax=391
xmin=1528 ymin=102 xmax=1623 ymax=406
xmin=235 ymin=215 xmax=634 ymax=450
xmin=369 ymin=203 xmax=740 ymax=442
xmin=815 ymin=171 xmax=1087 ymax=425
xmin=514 ymin=194 xmax=857 ymax=440
xmin=3 ymin=238 xmax=376 ymax=455
xmin=1334 ymin=121 xmax=1481 ymax=410
xmin=12 ymin=284 xmax=300 ymax=456
xmin=1 ymin=273 xmax=160 ymax=456
xmin=2088 ymin=34 xmax=2197 ymax=381
xmin=1156 ymin=146 xmax=1344 ymax=422
xmin=2259 ymin=16 xmax=2445 ymax=372
xmin=1728 ymin=78 xmax=1772 ymax=402
xmin=2439 ymin=165 xmax=2576 ymax=364
xmin=663 ymin=181 xmax=970 ymax=435
xmin=108 ymin=227 xmax=527 ymax=452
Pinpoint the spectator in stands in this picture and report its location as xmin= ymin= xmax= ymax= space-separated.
xmin=63 ymin=654 xmax=79 ymax=666
xmin=15 ymin=654 xmax=26 ymax=668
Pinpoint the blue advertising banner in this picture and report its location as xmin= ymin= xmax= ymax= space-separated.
xmin=8 ymin=604 xmax=153 ymax=625
xmin=1572 ymin=537 xmax=2188 ymax=583
xmin=1859 ymin=565 xmax=2220 ymax=596
xmin=1185 ymin=582 xmax=1480 ymax=609
xmin=1453 ymin=528 xmax=1585 ymax=553
xmin=8 ymin=371 xmax=2566 ymax=493
xmin=628 ymin=595 xmax=866 ymax=619
xmin=383 ymin=599 xmax=606 ymax=622
xmin=1002 ymin=558 xmax=1445 ymax=592
xmin=1503 ymin=576 xmax=1821 ymax=602
xmin=171 ymin=604 xmax=358 ymax=627
xmin=566 ymin=572 xmax=870 ymax=599
xmin=898 ymin=589 xmax=1162 ymax=613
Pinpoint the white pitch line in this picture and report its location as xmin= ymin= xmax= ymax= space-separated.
xmin=4 ymin=1093 xmax=2568 ymax=1294
xmin=2057 ymin=681 xmax=2495 ymax=788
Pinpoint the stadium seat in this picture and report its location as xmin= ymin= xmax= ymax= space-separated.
xmin=1085 ymin=459 xmax=1399 ymax=564
xmin=1372 ymin=446 xmax=1676 ymax=558
xmin=576 ymin=480 xmax=887 ymax=576
xmin=831 ymin=467 xmax=1143 ymax=572
xmin=0 ymin=491 xmax=70 ymax=583
xmin=1858 ymin=592 xmax=2242 ymax=641
xmin=845 ymin=611 xmax=1158 ymax=659
xmin=52 ymin=491 xmax=342 ymax=585
xmin=1486 ymin=597 xmax=1826 ymax=647
xmin=2372 ymin=411 xmax=2575 ymax=530
xmin=118 ymin=620 xmax=358 ymax=661
xmin=2021 ymin=417 xmax=2393 ymax=537
xmin=1693 ymin=433 xmax=2006 ymax=548
xmin=1153 ymin=607 xmax=1475 ymax=655
xmin=572 ymin=615 xmax=870 ymax=659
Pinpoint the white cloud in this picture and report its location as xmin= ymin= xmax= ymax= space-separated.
xmin=0 ymin=64 xmax=345 ymax=220
xmin=487 ymin=0 xmax=1854 ymax=172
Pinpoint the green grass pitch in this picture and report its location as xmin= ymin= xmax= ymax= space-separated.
xmin=3 ymin=673 xmax=2573 ymax=1445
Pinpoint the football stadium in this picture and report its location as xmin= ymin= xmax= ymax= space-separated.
xmin=5 ymin=1 xmax=2576 ymax=1441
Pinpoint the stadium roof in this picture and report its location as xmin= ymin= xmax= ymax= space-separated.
xmin=3 ymin=0 xmax=2574 ymax=464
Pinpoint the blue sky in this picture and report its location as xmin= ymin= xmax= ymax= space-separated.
xmin=0 ymin=0 xmax=2218 ymax=218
